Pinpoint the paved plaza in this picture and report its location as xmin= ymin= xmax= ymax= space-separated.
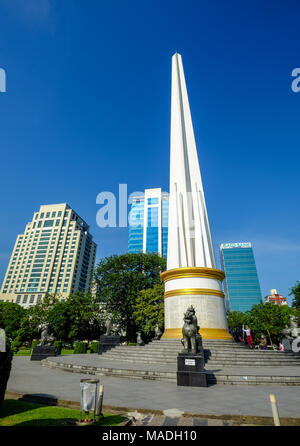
xmin=6 ymin=356 xmax=300 ymax=422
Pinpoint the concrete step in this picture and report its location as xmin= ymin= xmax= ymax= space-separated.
xmin=110 ymin=348 xmax=292 ymax=358
xmin=101 ymin=349 xmax=300 ymax=360
xmin=121 ymin=344 xmax=289 ymax=353
xmin=101 ymin=352 xmax=300 ymax=365
xmin=100 ymin=356 xmax=300 ymax=367
xmin=43 ymin=358 xmax=300 ymax=386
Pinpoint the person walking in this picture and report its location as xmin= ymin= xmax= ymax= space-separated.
xmin=242 ymin=325 xmax=253 ymax=349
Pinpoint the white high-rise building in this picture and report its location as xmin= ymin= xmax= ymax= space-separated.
xmin=161 ymin=53 xmax=230 ymax=340
xmin=0 ymin=203 xmax=97 ymax=308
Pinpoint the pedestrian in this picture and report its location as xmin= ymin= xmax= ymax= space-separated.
xmin=236 ymin=323 xmax=243 ymax=342
xmin=242 ymin=325 xmax=253 ymax=349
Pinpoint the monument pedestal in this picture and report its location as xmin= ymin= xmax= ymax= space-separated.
xmin=98 ymin=335 xmax=120 ymax=355
xmin=177 ymin=353 xmax=207 ymax=387
xmin=30 ymin=346 xmax=57 ymax=361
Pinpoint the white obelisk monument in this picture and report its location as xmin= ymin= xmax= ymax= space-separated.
xmin=161 ymin=53 xmax=231 ymax=340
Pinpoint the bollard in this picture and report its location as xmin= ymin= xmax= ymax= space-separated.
xmin=269 ymin=394 xmax=280 ymax=426
xmin=96 ymin=384 xmax=104 ymax=418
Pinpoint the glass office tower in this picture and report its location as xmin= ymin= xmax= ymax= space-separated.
xmin=220 ymin=242 xmax=262 ymax=312
xmin=128 ymin=188 xmax=169 ymax=258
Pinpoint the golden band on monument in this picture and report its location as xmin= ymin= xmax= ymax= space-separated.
xmin=162 ymin=327 xmax=232 ymax=340
xmin=160 ymin=266 xmax=225 ymax=283
xmin=164 ymin=288 xmax=225 ymax=299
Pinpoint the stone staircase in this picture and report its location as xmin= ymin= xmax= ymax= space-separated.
xmin=100 ymin=339 xmax=300 ymax=368
xmin=43 ymin=338 xmax=300 ymax=385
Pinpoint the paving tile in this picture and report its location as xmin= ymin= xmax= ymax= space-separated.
xmin=147 ymin=415 xmax=166 ymax=426
xmin=193 ymin=418 xmax=208 ymax=426
xmin=207 ymin=419 xmax=224 ymax=426
xmin=176 ymin=417 xmax=194 ymax=426
xmin=163 ymin=416 xmax=180 ymax=426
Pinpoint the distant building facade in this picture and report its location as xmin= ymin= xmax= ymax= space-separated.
xmin=264 ymin=289 xmax=287 ymax=306
xmin=0 ymin=204 xmax=97 ymax=308
xmin=220 ymin=242 xmax=262 ymax=312
xmin=128 ymin=188 xmax=169 ymax=258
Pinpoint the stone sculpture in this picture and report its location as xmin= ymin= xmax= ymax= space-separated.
xmin=105 ymin=317 xmax=113 ymax=336
xmin=137 ymin=331 xmax=145 ymax=346
xmin=154 ymin=324 xmax=162 ymax=340
xmin=177 ymin=306 xmax=207 ymax=387
xmin=282 ymin=315 xmax=300 ymax=352
xmin=37 ymin=323 xmax=55 ymax=346
xmin=181 ymin=306 xmax=201 ymax=355
xmin=31 ymin=323 xmax=56 ymax=361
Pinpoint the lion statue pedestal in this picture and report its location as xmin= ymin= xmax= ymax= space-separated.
xmin=30 ymin=323 xmax=57 ymax=361
xmin=177 ymin=306 xmax=207 ymax=387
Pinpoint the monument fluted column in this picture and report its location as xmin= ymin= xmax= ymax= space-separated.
xmin=162 ymin=53 xmax=231 ymax=340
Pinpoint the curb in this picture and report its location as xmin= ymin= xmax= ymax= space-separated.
xmin=5 ymin=391 xmax=300 ymax=426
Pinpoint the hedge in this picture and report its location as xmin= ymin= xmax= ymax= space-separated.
xmin=73 ymin=342 xmax=88 ymax=354
xmin=90 ymin=341 xmax=99 ymax=354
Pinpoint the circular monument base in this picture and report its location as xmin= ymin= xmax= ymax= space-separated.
xmin=161 ymin=267 xmax=232 ymax=341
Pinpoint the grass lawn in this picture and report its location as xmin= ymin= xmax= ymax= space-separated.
xmin=0 ymin=400 xmax=126 ymax=427
xmin=14 ymin=349 xmax=94 ymax=356
xmin=14 ymin=350 xmax=31 ymax=356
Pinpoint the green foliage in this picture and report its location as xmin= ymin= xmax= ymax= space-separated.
xmin=53 ymin=341 xmax=63 ymax=355
xmin=46 ymin=301 xmax=70 ymax=342
xmin=95 ymin=253 xmax=166 ymax=341
xmin=11 ymin=337 xmax=22 ymax=353
xmin=227 ymin=311 xmax=247 ymax=337
xmin=245 ymin=303 xmax=293 ymax=345
xmin=31 ymin=340 xmax=39 ymax=350
xmin=228 ymin=303 xmax=294 ymax=346
xmin=0 ymin=302 xmax=27 ymax=340
xmin=64 ymin=292 xmax=103 ymax=343
xmin=132 ymin=284 xmax=164 ymax=340
xmin=73 ymin=341 xmax=88 ymax=354
xmin=19 ymin=292 xmax=104 ymax=345
xmin=90 ymin=341 xmax=99 ymax=353
xmin=290 ymin=281 xmax=300 ymax=309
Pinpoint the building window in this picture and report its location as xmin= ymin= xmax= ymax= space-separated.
xmin=43 ymin=220 xmax=54 ymax=227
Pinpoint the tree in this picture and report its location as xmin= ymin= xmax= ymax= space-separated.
xmin=133 ymin=284 xmax=164 ymax=341
xmin=290 ymin=281 xmax=300 ymax=309
xmin=227 ymin=311 xmax=247 ymax=338
xmin=63 ymin=291 xmax=104 ymax=343
xmin=46 ymin=301 xmax=71 ymax=343
xmin=0 ymin=302 xmax=27 ymax=340
xmin=94 ymin=253 xmax=166 ymax=341
xmin=245 ymin=303 xmax=293 ymax=346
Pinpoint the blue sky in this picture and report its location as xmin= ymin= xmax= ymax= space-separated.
xmin=0 ymin=0 xmax=299 ymax=304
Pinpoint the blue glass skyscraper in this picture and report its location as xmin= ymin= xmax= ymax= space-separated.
xmin=128 ymin=188 xmax=169 ymax=258
xmin=220 ymin=242 xmax=262 ymax=312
